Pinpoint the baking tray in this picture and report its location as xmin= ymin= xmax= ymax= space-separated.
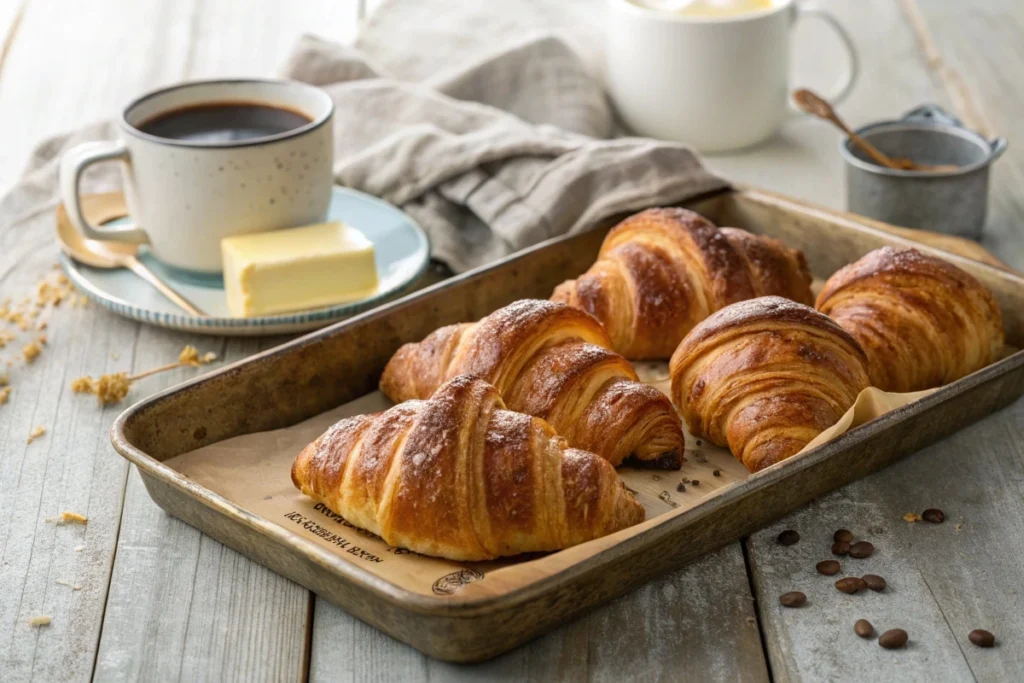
xmin=111 ymin=188 xmax=1024 ymax=662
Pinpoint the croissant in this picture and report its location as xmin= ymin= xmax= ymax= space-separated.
xmin=815 ymin=247 xmax=1004 ymax=392
xmin=669 ymin=297 xmax=870 ymax=472
xmin=291 ymin=375 xmax=645 ymax=561
xmin=380 ymin=299 xmax=684 ymax=469
xmin=551 ymin=208 xmax=814 ymax=359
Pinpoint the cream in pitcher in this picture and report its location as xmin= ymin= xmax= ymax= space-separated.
xmin=632 ymin=0 xmax=777 ymax=18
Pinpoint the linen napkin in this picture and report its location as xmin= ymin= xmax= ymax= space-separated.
xmin=2 ymin=0 xmax=728 ymax=273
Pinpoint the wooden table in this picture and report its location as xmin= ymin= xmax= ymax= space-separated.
xmin=2 ymin=1 xmax=1022 ymax=680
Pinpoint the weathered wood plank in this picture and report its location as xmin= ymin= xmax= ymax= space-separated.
xmin=309 ymin=543 xmax=769 ymax=682
xmin=0 ymin=279 xmax=140 ymax=683
xmin=0 ymin=0 xmax=197 ymax=192
xmin=748 ymin=398 xmax=1024 ymax=682
xmin=92 ymin=329 xmax=311 ymax=683
xmin=907 ymin=0 xmax=1024 ymax=269
xmin=0 ymin=1 xmax=195 ymax=679
xmin=0 ymin=1 xmax=359 ymax=680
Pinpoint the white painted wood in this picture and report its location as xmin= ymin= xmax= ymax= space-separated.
xmin=748 ymin=399 xmax=1024 ymax=682
xmin=0 ymin=1 xmax=356 ymax=681
xmin=0 ymin=0 xmax=196 ymax=192
xmin=92 ymin=329 xmax=310 ymax=683
xmin=906 ymin=0 xmax=1024 ymax=268
xmin=309 ymin=544 xmax=769 ymax=682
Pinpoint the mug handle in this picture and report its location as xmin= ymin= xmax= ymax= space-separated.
xmin=59 ymin=140 xmax=149 ymax=244
xmin=789 ymin=7 xmax=860 ymax=113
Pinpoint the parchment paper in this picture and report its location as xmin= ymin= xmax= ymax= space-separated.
xmin=165 ymin=363 xmax=934 ymax=600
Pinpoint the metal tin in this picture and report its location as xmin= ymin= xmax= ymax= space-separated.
xmin=841 ymin=105 xmax=1007 ymax=240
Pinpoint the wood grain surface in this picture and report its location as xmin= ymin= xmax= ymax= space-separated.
xmin=0 ymin=0 xmax=1022 ymax=681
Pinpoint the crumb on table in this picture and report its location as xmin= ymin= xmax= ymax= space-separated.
xmin=60 ymin=511 xmax=88 ymax=525
xmin=22 ymin=341 xmax=42 ymax=363
xmin=26 ymin=425 xmax=45 ymax=444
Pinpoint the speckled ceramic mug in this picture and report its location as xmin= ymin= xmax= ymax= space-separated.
xmin=59 ymin=79 xmax=334 ymax=274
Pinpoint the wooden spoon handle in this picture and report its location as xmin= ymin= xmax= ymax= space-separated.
xmin=847 ymin=132 xmax=903 ymax=170
xmin=123 ymin=255 xmax=207 ymax=317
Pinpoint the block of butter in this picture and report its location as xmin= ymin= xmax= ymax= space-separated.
xmin=221 ymin=221 xmax=378 ymax=317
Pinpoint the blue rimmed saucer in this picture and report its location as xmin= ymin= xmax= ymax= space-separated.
xmin=60 ymin=186 xmax=430 ymax=336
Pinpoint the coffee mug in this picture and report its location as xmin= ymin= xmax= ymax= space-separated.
xmin=59 ymin=79 xmax=335 ymax=274
xmin=606 ymin=0 xmax=859 ymax=152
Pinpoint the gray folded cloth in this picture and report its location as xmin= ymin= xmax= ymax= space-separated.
xmin=2 ymin=0 xmax=727 ymax=273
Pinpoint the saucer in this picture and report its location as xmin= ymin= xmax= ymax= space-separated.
xmin=61 ymin=186 xmax=430 ymax=336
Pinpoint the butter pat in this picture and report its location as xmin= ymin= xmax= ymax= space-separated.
xmin=222 ymin=222 xmax=378 ymax=317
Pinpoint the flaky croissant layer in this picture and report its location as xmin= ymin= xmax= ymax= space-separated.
xmin=552 ymin=208 xmax=814 ymax=359
xmin=380 ymin=299 xmax=684 ymax=469
xmin=292 ymin=375 xmax=645 ymax=561
xmin=670 ymin=297 xmax=870 ymax=473
xmin=816 ymin=247 xmax=1004 ymax=393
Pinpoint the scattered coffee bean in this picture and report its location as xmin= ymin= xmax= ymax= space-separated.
xmin=834 ymin=529 xmax=854 ymax=543
xmin=862 ymin=574 xmax=886 ymax=591
xmin=712 ymin=469 xmax=721 ymax=477
xmin=691 ymin=479 xmax=700 ymax=486
xmin=879 ymin=629 xmax=908 ymax=649
xmin=835 ymin=577 xmax=867 ymax=594
xmin=778 ymin=529 xmax=800 ymax=546
xmin=831 ymin=541 xmax=851 ymax=556
xmin=968 ymin=629 xmax=995 ymax=648
xmin=676 ymin=482 xmax=685 ymax=493
xmin=855 ymin=619 xmax=874 ymax=638
xmin=779 ymin=591 xmax=807 ymax=608
xmin=848 ymin=541 xmax=874 ymax=559
xmin=922 ymin=508 xmax=945 ymax=524
xmin=816 ymin=560 xmax=841 ymax=575
xmin=695 ymin=439 xmax=702 ymax=446
xmin=849 ymin=541 xmax=874 ymax=559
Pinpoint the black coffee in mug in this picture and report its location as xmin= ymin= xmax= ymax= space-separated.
xmin=138 ymin=101 xmax=313 ymax=143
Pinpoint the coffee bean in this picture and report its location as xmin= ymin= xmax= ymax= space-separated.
xmin=778 ymin=529 xmax=800 ymax=546
xmin=862 ymin=574 xmax=886 ymax=591
xmin=676 ymin=482 xmax=685 ymax=493
xmin=835 ymin=577 xmax=867 ymax=594
xmin=779 ymin=591 xmax=807 ymax=607
xmin=968 ymin=629 xmax=995 ymax=648
xmin=855 ymin=619 xmax=874 ymax=638
xmin=816 ymin=560 xmax=841 ymax=575
xmin=712 ymin=469 xmax=722 ymax=477
xmin=923 ymin=508 xmax=945 ymax=524
xmin=848 ymin=541 xmax=874 ymax=559
xmin=691 ymin=479 xmax=700 ymax=486
xmin=834 ymin=529 xmax=854 ymax=543
xmin=879 ymin=629 xmax=908 ymax=649
xmin=831 ymin=541 xmax=851 ymax=556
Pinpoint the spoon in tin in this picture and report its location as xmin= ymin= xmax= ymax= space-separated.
xmin=792 ymin=89 xmax=958 ymax=173
xmin=56 ymin=201 xmax=207 ymax=316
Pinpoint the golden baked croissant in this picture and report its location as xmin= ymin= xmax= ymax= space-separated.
xmin=292 ymin=375 xmax=645 ymax=561
xmin=380 ymin=299 xmax=684 ymax=469
xmin=670 ymin=297 xmax=870 ymax=472
xmin=816 ymin=247 xmax=1004 ymax=392
xmin=551 ymin=208 xmax=814 ymax=359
